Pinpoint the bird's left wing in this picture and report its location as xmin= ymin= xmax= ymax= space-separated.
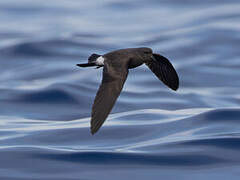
xmin=91 ymin=61 xmax=128 ymax=134
xmin=145 ymin=53 xmax=179 ymax=91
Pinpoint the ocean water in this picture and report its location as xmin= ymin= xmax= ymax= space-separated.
xmin=1 ymin=0 xmax=240 ymax=179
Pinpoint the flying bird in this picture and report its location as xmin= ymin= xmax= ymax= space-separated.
xmin=77 ymin=47 xmax=179 ymax=134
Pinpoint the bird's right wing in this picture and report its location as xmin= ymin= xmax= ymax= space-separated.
xmin=91 ymin=61 xmax=128 ymax=134
xmin=145 ymin=53 xmax=179 ymax=91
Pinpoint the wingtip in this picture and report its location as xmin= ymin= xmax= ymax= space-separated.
xmin=172 ymin=84 xmax=179 ymax=91
xmin=170 ymin=74 xmax=179 ymax=91
xmin=172 ymin=88 xmax=178 ymax=91
xmin=91 ymin=130 xmax=95 ymax=135
xmin=90 ymin=127 xmax=97 ymax=135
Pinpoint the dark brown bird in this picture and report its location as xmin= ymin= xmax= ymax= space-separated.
xmin=77 ymin=47 xmax=179 ymax=135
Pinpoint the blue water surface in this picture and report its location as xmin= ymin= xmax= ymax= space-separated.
xmin=1 ymin=0 xmax=240 ymax=179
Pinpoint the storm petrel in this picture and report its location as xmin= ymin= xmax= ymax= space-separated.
xmin=77 ymin=47 xmax=179 ymax=134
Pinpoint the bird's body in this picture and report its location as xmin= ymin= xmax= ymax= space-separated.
xmin=104 ymin=48 xmax=145 ymax=68
xmin=77 ymin=47 xmax=179 ymax=134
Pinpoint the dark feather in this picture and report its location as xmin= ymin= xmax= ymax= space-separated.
xmin=91 ymin=61 xmax=128 ymax=134
xmin=76 ymin=63 xmax=96 ymax=67
xmin=88 ymin=53 xmax=101 ymax=63
xmin=145 ymin=53 xmax=179 ymax=91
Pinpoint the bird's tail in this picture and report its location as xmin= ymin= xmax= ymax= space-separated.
xmin=88 ymin=53 xmax=101 ymax=63
xmin=76 ymin=62 xmax=96 ymax=67
xmin=76 ymin=53 xmax=101 ymax=68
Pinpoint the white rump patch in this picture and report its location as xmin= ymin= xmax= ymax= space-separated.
xmin=96 ymin=56 xmax=105 ymax=65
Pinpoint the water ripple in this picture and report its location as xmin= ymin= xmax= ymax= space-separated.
xmin=1 ymin=0 xmax=240 ymax=179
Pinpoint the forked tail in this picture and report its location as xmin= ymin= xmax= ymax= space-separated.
xmin=76 ymin=53 xmax=101 ymax=68
xmin=76 ymin=63 xmax=96 ymax=67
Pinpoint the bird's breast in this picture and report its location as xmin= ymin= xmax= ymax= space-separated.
xmin=128 ymin=58 xmax=143 ymax=69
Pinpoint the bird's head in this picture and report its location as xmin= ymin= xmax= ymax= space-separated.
xmin=137 ymin=47 xmax=155 ymax=62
